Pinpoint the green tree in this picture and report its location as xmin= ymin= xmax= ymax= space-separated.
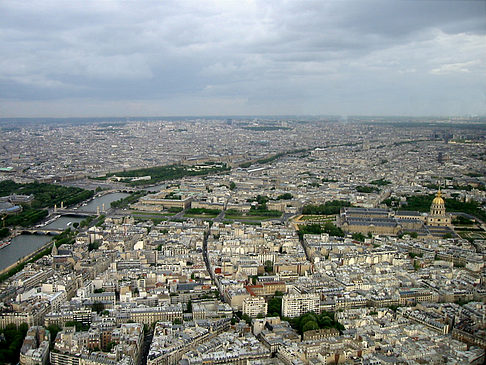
xmin=185 ymin=300 xmax=192 ymax=313
xmin=100 ymin=163 xmax=230 ymax=186
xmin=88 ymin=240 xmax=101 ymax=251
xmin=0 ymin=323 xmax=29 ymax=364
xmin=91 ymin=301 xmax=105 ymax=314
xmin=264 ymin=260 xmax=273 ymax=273
xmin=351 ymin=232 xmax=366 ymax=242
xmin=356 ymin=185 xmax=379 ymax=193
xmin=285 ymin=311 xmax=345 ymax=335
xmin=103 ymin=341 xmax=116 ymax=352
xmin=370 ymin=179 xmax=391 ymax=186
xmin=302 ymin=200 xmax=351 ymax=215
xmin=277 ymin=193 xmax=293 ymax=200
xmin=0 ymin=227 xmax=10 ymax=239
xmin=323 ymin=222 xmax=344 ymax=237
xmin=267 ymin=296 xmax=282 ymax=317
xmin=302 ymin=320 xmax=319 ymax=332
xmin=241 ymin=314 xmax=251 ymax=325
xmin=47 ymin=324 xmax=61 ymax=348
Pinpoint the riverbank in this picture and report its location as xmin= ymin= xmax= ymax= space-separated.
xmin=0 ymin=237 xmax=54 ymax=280
xmin=0 ymin=229 xmax=76 ymax=283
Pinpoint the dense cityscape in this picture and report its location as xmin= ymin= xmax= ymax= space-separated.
xmin=0 ymin=117 xmax=485 ymax=364
xmin=1 ymin=0 xmax=485 ymax=363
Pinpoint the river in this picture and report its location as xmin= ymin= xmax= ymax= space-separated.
xmin=146 ymin=184 xmax=167 ymax=191
xmin=0 ymin=234 xmax=52 ymax=271
xmin=77 ymin=192 xmax=130 ymax=213
xmin=44 ymin=216 xmax=84 ymax=230
xmin=0 ymin=192 xmax=131 ymax=271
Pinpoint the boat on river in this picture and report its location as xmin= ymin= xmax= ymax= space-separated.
xmin=0 ymin=240 xmax=11 ymax=249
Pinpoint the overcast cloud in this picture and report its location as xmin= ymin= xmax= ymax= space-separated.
xmin=1 ymin=0 xmax=485 ymax=117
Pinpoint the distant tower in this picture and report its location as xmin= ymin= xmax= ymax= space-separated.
xmin=51 ymin=242 xmax=58 ymax=256
xmin=97 ymin=206 xmax=100 ymax=216
xmin=102 ymin=203 xmax=105 ymax=212
xmin=438 ymin=152 xmax=449 ymax=164
xmin=426 ymin=189 xmax=452 ymax=227
xmin=60 ymin=201 xmax=64 ymax=209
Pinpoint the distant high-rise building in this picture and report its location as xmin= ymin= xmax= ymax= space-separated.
xmin=438 ymin=152 xmax=449 ymax=164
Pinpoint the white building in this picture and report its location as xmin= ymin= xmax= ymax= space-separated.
xmin=282 ymin=293 xmax=320 ymax=318
xmin=242 ymin=296 xmax=267 ymax=318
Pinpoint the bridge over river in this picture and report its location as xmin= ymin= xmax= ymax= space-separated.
xmin=54 ymin=210 xmax=94 ymax=217
xmin=14 ymin=228 xmax=65 ymax=235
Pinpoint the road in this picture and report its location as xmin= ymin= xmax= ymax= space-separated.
xmin=202 ymin=228 xmax=224 ymax=300
xmin=202 ymin=230 xmax=212 ymax=281
xmin=138 ymin=329 xmax=153 ymax=365
xmin=213 ymin=210 xmax=225 ymax=223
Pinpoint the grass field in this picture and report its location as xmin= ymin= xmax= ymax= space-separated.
xmin=132 ymin=211 xmax=176 ymax=217
xmin=184 ymin=213 xmax=218 ymax=218
xmin=225 ymin=214 xmax=278 ymax=221
xmin=223 ymin=219 xmax=261 ymax=226
xmin=298 ymin=215 xmax=336 ymax=222
xmin=133 ymin=216 xmax=168 ymax=224
xmin=457 ymin=231 xmax=486 ymax=240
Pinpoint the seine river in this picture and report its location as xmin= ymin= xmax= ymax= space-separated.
xmin=0 ymin=234 xmax=52 ymax=271
xmin=0 ymin=192 xmax=130 ymax=271
xmin=44 ymin=216 xmax=84 ymax=229
xmin=77 ymin=192 xmax=130 ymax=213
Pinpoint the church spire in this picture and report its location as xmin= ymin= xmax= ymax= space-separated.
xmin=51 ymin=242 xmax=58 ymax=256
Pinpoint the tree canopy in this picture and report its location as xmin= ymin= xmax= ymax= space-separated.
xmin=302 ymin=200 xmax=351 ymax=215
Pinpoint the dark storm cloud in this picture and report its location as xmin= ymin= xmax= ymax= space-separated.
xmin=0 ymin=0 xmax=485 ymax=117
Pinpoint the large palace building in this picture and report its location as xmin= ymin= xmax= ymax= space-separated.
xmin=340 ymin=190 xmax=453 ymax=238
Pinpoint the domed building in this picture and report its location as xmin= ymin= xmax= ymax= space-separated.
xmin=426 ymin=189 xmax=451 ymax=227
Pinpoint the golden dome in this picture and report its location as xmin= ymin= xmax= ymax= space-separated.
xmin=432 ymin=189 xmax=444 ymax=205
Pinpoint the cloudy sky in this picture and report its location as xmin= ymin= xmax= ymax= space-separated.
xmin=1 ymin=0 xmax=485 ymax=117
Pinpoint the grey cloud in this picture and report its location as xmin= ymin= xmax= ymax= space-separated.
xmin=0 ymin=0 xmax=485 ymax=116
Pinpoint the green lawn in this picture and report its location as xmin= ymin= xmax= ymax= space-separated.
xmin=225 ymin=214 xmax=279 ymax=221
xmin=299 ymin=215 xmax=335 ymax=222
xmin=98 ymin=163 xmax=230 ymax=186
xmin=133 ymin=217 xmax=167 ymax=224
xmin=223 ymin=219 xmax=261 ymax=226
xmin=184 ymin=213 xmax=218 ymax=218
xmin=132 ymin=211 xmax=176 ymax=216
xmin=457 ymin=231 xmax=486 ymax=239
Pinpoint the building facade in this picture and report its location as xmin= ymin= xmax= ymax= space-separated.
xmin=282 ymin=293 xmax=320 ymax=318
xmin=426 ymin=189 xmax=452 ymax=227
xmin=242 ymin=296 xmax=267 ymax=318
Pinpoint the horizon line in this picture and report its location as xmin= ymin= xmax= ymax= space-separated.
xmin=1 ymin=114 xmax=485 ymax=121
